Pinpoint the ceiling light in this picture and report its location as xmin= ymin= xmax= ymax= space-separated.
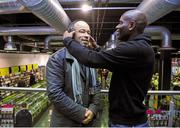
xmin=31 ymin=42 xmax=40 ymax=53
xmin=31 ymin=47 xmax=40 ymax=53
xmin=81 ymin=4 xmax=92 ymax=12
xmin=4 ymin=36 xmax=17 ymax=51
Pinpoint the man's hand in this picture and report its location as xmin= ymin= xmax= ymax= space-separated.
xmin=63 ymin=30 xmax=75 ymax=40
xmin=82 ymin=109 xmax=94 ymax=124
xmin=88 ymin=36 xmax=98 ymax=49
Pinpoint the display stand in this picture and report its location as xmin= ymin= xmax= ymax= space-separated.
xmin=0 ymin=104 xmax=14 ymax=127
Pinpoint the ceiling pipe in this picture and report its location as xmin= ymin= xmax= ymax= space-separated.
xmin=137 ymin=0 xmax=180 ymax=25
xmin=44 ymin=35 xmax=63 ymax=50
xmin=58 ymin=0 xmax=142 ymax=4
xmin=18 ymin=0 xmax=71 ymax=34
xmin=0 ymin=0 xmax=139 ymax=14
xmin=0 ymin=0 xmax=27 ymax=14
xmin=0 ymin=26 xmax=58 ymax=35
xmin=64 ymin=7 xmax=135 ymax=11
xmin=144 ymin=26 xmax=173 ymax=50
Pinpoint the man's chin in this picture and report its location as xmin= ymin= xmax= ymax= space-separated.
xmin=81 ymin=41 xmax=89 ymax=45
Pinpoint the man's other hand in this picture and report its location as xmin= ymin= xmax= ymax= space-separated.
xmin=82 ymin=109 xmax=94 ymax=124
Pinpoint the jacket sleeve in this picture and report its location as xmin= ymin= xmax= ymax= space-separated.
xmin=46 ymin=53 xmax=86 ymax=123
xmin=88 ymin=84 xmax=101 ymax=116
xmin=63 ymin=37 xmax=142 ymax=71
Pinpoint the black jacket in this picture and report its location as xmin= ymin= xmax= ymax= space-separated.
xmin=46 ymin=48 xmax=100 ymax=127
xmin=63 ymin=34 xmax=155 ymax=125
xmin=15 ymin=109 xmax=32 ymax=127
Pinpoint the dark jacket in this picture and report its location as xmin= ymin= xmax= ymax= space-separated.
xmin=46 ymin=48 xmax=100 ymax=127
xmin=63 ymin=34 xmax=155 ymax=125
xmin=15 ymin=109 xmax=32 ymax=127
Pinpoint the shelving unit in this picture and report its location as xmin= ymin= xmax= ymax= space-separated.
xmin=1 ymin=81 xmax=50 ymax=126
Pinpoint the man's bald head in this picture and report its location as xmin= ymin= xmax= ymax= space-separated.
xmin=67 ymin=20 xmax=91 ymax=46
xmin=122 ymin=10 xmax=147 ymax=33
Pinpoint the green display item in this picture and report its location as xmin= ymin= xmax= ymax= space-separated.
xmin=27 ymin=64 xmax=33 ymax=72
xmin=20 ymin=65 xmax=26 ymax=72
xmin=0 ymin=67 xmax=9 ymax=76
xmin=3 ymin=80 xmax=49 ymax=126
xmin=33 ymin=64 xmax=38 ymax=70
xmin=11 ymin=66 xmax=19 ymax=74
xmin=3 ymin=93 xmax=17 ymax=103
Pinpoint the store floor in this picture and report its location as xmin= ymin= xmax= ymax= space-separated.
xmin=34 ymin=95 xmax=109 ymax=127
xmin=34 ymin=106 xmax=52 ymax=127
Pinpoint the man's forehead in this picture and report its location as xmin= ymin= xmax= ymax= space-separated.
xmin=74 ymin=21 xmax=90 ymax=29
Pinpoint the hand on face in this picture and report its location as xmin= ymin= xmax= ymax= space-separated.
xmin=82 ymin=109 xmax=94 ymax=124
xmin=63 ymin=30 xmax=75 ymax=40
xmin=88 ymin=36 xmax=98 ymax=49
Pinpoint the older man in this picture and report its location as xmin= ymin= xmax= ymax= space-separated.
xmin=46 ymin=20 xmax=100 ymax=127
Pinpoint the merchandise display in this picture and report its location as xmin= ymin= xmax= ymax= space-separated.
xmin=0 ymin=104 xmax=14 ymax=127
xmin=1 ymin=81 xmax=50 ymax=126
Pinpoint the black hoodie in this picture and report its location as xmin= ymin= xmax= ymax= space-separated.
xmin=64 ymin=33 xmax=155 ymax=125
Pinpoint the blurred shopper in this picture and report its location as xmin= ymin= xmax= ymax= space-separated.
xmin=17 ymin=77 xmax=26 ymax=87
xmin=29 ymin=71 xmax=36 ymax=86
xmin=15 ymin=103 xmax=32 ymax=127
xmin=46 ymin=20 xmax=100 ymax=127
xmin=63 ymin=10 xmax=155 ymax=127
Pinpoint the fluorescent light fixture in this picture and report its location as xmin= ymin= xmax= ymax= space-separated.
xmin=81 ymin=4 xmax=92 ymax=12
xmin=31 ymin=47 xmax=40 ymax=53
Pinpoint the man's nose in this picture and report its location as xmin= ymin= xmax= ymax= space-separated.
xmin=84 ymin=33 xmax=90 ymax=39
xmin=115 ymin=24 xmax=120 ymax=29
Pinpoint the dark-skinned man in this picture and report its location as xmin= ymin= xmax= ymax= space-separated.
xmin=63 ymin=10 xmax=155 ymax=127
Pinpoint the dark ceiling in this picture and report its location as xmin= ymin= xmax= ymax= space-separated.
xmin=0 ymin=0 xmax=180 ymax=51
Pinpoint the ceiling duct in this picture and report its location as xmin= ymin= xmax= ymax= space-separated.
xmin=106 ymin=32 xmax=118 ymax=50
xmin=144 ymin=26 xmax=172 ymax=49
xmin=137 ymin=0 xmax=180 ymax=24
xmin=0 ymin=26 xmax=58 ymax=36
xmin=4 ymin=36 xmax=17 ymax=51
xmin=44 ymin=35 xmax=63 ymax=50
xmin=0 ymin=0 xmax=26 ymax=14
xmin=58 ymin=0 xmax=141 ymax=4
xmin=18 ymin=0 xmax=71 ymax=34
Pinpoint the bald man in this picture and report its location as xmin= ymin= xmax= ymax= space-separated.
xmin=46 ymin=20 xmax=100 ymax=127
xmin=63 ymin=10 xmax=155 ymax=127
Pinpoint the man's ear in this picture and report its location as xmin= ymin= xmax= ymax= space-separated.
xmin=128 ymin=21 xmax=136 ymax=31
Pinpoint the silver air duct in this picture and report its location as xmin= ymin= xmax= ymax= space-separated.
xmin=19 ymin=0 xmax=71 ymax=34
xmin=0 ymin=26 xmax=61 ymax=51
xmin=144 ymin=26 xmax=172 ymax=49
xmin=44 ymin=35 xmax=63 ymax=50
xmin=0 ymin=26 xmax=58 ymax=35
xmin=0 ymin=0 xmax=26 ymax=14
xmin=137 ymin=0 xmax=180 ymax=24
xmin=4 ymin=36 xmax=17 ymax=51
xmin=106 ymin=33 xmax=118 ymax=50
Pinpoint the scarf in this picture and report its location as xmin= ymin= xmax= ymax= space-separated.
xmin=66 ymin=50 xmax=97 ymax=104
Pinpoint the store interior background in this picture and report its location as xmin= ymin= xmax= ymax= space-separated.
xmin=0 ymin=0 xmax=180 ymax=127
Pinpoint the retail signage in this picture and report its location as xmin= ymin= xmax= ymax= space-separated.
xmin=33 ymin=64 xmax=38 ymax=70
xmin=20 ymin=65 xmax=26 ymax=72
xmin=11 ymin=66 xmax=19 ymax=74
xmin=0 ymin=68 xmax=9 ymax=77
xmin=27 ymin=64 xmax=32 ymax=72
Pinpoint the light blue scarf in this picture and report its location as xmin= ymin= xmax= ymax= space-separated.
xmin=66 ymin=50 xmax=97 ymax=104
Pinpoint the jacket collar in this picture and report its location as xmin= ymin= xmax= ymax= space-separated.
xmin=65 ymin=48 xmax=74 ymax=63
xmin=65 ymin=48 xmax=86 ymax=79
